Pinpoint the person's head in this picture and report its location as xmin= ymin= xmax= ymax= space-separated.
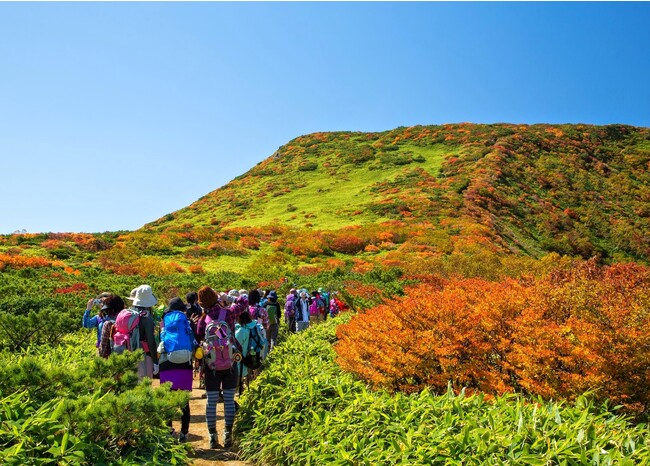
xmin=168 ymin=297 xmax=185 ymax=313
xmin=102 ymin=294 xmax=125 ymax=318
xmin=198 ymin=286 xmax=218 ymax=309
xmin=127 ymin=285 xmax=157 ymax=309
xmin=248 ymin=289 xmax=261 ymax=306
xmin=186 ymin=292 xmax=198 ymax=305
xmin=239 ymin=310 xmax=252 ymax=325
xmin=217 ymin=292 xmax=229 ymax=307
xmin=268 ymin=290 xmax=278 ymax=302
xmin=300 ymin=291 xmax=307 ymax=299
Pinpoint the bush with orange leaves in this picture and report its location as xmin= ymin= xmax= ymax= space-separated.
xmin=335 ymin=260 xmax=650 ymax=415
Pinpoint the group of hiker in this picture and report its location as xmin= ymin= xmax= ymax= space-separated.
xmin=81 ymin=283 xmax=343 ymax=449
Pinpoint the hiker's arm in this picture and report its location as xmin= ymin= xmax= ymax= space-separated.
xmin=144 ymin=318 xmax=159 ymax=364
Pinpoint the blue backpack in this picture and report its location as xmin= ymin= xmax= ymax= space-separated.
xmin=160 ymin=310 xmax=194 ymax=364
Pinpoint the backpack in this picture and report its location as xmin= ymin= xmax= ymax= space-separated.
xmin=113 ymin=309 xmax=141 ymax=354
xmin=309 ymin=299 xmax=320 ymax=316
xmin=98 ymin=318 xmax=115 ymax=358
xmin=285 ymin=296 xmax=296 ymax=318
xmin=266 ymin=302 xmax=281 ymax=325
xmin=250 ymin=304 xmax=262 ymax=320
xmin=329 ymin=298 xmax=340 ymax=317
xmin=160 ymin=310 xmax=194 ymax=364
xmin=202 ymin=309 xmax=235 ymax=372
xmin=241 ymin=325 xmax=264 ymax=370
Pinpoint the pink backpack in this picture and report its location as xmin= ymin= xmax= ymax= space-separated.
xmin=309 ymin=299 xmax=320 ymax=316
xmin=112 ymin=309 xmax=141 ymax=354
xmin=202 ymin=309 xmax=235 ymax=372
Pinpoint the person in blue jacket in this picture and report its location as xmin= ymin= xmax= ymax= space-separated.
xmin=82 ymin=292 xmax=112 ymax=347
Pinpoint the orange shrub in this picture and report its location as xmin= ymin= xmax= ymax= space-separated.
xmin=335 ymin=261 xmax=650 ymax=414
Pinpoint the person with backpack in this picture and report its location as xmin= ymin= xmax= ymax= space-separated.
xmin=309 ymin=290 xmax=325 ymax=325
xmin=329 ymin=291 xmax=341 ymax=318
xmin=98 ymin=294 xmax=126 ymax=358
xmin=318 ymin=287 xmax=330 ymax=321
xmin=159 ymin=297 xmax=195 ymax=443
xmin=265 ymin=290 xmax=281 ymax=351
xmin=119 ymin=284 xmax=159 ymax=379
xmin=235 ymin=310 xmax=267 ymax=389
xmin=285 ymin=288 xmax=297 ymax=333
xmin=227 ymin=290 xmax=247 ymax=335
xmin=246 ymin=289 xmax=269 ymax=362
xmin=198 ymin=286 xmax=239 ymax=449
xmin=295 ymin=290 xmax=310 ymax=332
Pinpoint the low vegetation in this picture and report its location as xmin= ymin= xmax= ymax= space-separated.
xmin=237 ymin=317 xmax=650 ymax=465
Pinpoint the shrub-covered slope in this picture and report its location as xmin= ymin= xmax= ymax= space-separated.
xmin=148 ymin=123 xmax=650 ymax=262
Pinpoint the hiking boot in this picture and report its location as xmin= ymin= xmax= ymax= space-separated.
xmin=209 ymin=433 xmax=219 ymax=449
xmin=223 ymin=432 xmax=232 ymax=448
xmin=178 ymin=432 xmax=187 ymax=443
xmin=223 ymin=427 xmax=233 ymax=448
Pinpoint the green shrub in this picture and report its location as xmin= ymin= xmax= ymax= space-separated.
xmin=236 ymin=316 xmax=650 ymax=465
xmin=0 ymin=333 xmax=190 ymax=465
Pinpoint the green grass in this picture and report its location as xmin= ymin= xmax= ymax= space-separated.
xmin=232 ymin=143 xmax=452 ymax=230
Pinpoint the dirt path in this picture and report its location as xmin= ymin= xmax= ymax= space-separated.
xmin=163 ymin=375 xmax=253 ymax=466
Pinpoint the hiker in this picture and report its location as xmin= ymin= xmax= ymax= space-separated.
xmin=318 ymin=287 xmax=330 ymax=321
xmin=124 ymin=284 xmax=159 ymax=379
xmin=295 ymin=290 xmax=310 ymax=332
xmin=82 ymin=292 xmax=112 ymax=347
xmin=264 ymin=290 xmax=281 ymax=351
xmin=159 ymin=297 xmax=195 ymax=443
xmin=97 ymin=294 xmax=126 ymax=358
xmin=199 ymin=286 xmax=239 ymax=449
xmin=227 ymin=289 xmax=247 ymax=334
xmin=329 ymin=291 xmax=341 ymax=318
xmin=309 ymin=290 xmax=323 ymax=325
xmin=259 ymin=290 xmax=268 ymax=308
xmin=248 ymin=289 xmax=269 ymax=338
xmin=285 ymin=288 xmax=297 ymax=333
xmin=196 ymin=286 xmax=227 ymax=392
xmin=235 ymin=310 xmax=267 ymax=389
xmin=185 ymin=291 xmax=202 ymax=334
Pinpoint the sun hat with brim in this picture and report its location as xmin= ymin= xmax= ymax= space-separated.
xmin=127 ymin=284 xmax=158 ymax=308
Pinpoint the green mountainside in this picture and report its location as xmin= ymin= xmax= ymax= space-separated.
xmin=2 ymin=123 xmax=648 ymax=278
xmin=147 ymin=123 xmax=650 ymax=263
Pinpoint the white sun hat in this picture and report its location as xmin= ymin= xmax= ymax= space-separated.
xmin=127 ymin=284 xmax=158 ymax=308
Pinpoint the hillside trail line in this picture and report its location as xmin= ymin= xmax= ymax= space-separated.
xmin=155 ymin=376 xmax=253 ymax=466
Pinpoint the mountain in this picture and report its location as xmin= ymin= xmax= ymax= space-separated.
xmin=144 ymin=123 xmax=650 ymax=263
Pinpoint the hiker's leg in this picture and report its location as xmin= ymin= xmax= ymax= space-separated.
xmin=181 ymin=402 xmax=190 ymax=435
xmin=205 ymin=390 xmax=219 ymax=432
xmin=222 ymin=388 xmax=236 ymax=428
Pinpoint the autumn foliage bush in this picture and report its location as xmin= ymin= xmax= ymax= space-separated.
xmin=335 ymin=260 xmax=650 ymax=415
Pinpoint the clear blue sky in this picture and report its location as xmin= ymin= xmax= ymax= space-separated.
xmin=1 ymin=2 xmax=649 ymax=234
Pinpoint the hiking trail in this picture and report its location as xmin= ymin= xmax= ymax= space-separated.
xmin=159 ymin=377 xmax=253 ymax=466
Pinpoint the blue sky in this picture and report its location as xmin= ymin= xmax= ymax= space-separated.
xmin=1 ymin=2 xmax=649 ymax=234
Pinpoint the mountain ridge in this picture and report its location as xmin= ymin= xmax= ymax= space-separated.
xmin=144 ymin=123 xmax=650 ymax=263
